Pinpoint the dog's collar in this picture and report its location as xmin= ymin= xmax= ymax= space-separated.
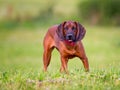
xmin=64 ymin=40 xmax=76 ymax=46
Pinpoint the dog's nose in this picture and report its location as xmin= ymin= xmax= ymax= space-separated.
xmin=67 ymin=34 xmax=73 ymax=40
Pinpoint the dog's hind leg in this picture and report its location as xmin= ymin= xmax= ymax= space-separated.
xmin=43 ymin=46 xmax=54 ymax=72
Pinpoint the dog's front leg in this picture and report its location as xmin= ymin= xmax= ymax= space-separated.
xmin=60 ymin=56 xmax=69 ymax=74
xmin=80 ymin=56 xmax=89 ymax=72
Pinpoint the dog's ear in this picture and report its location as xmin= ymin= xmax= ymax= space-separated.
xmin=74 ymin=22 xmax=86 ymax=41
xmin=56 ymin=21 xmax=66 ymax=40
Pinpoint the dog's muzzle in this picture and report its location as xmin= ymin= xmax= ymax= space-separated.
xmin=66 ymin=34 xmax=75 ymax=42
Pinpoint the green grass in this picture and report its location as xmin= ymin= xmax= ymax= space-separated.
xmin=0 ymin=26 xmax=120 ymax=90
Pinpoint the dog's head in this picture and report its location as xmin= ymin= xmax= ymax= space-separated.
xmin=57 ymin=21 xmax=86 ymax=42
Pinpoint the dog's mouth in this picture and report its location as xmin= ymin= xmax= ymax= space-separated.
xmin=65 ymin=39 xmax=75 ymax=46
xmin=68 ymin=39 xmax=73 ymax=42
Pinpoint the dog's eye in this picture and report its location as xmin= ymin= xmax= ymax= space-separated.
xmin=72 ymin=27 xmax=76 ymax=30
xmin=64 ymin=27 xmax=68 ymax=30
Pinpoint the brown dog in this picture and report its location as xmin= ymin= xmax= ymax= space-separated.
xmin=43 ymin=21 xmax=89 ymax=73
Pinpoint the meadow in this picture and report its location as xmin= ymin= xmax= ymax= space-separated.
xmin=0 ymin=25 xmax=120 ymax=90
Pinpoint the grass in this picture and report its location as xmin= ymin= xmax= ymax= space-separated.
xmin=0 ymin=26 xmax=120 ymax=90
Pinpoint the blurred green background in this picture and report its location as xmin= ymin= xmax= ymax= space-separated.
xmin=0 ymin=0 xmax=120 ymax=29
xmin=0 ymin=0 xmax=120 ymax=90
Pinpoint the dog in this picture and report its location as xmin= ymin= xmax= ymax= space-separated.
xmin=43 ymin=21 xmax=89 ymax=73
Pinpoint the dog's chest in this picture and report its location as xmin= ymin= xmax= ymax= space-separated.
xmin=63 ymin=48 xmax=78 ymax=59
xmin=56 ymin=41 xmax=79 ymax=57
xmin=65 ymin=48 xmax=76 ymax=55
xmin=61 ymin=45 xmax=77 ymax=57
